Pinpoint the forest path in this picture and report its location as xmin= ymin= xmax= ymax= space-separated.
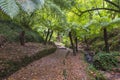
xmin=4 ymin=43 xmax=89 ymax=80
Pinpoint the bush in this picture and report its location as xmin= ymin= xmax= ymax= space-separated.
xmin=0 ymin=21 xmax=44 ymax=42
xmin=93 ymin=52 xmax=119 ymax=70
xmin=87 ymin=65 xmax=107 ymax=80
xmin=25 ymin=30 xmax=44 ymax=43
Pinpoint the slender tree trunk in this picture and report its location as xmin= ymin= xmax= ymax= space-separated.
xmin=44 ymin=29 xmax=50 ymax=45
xmin=43 ymin=30 xmax=46 ymax=38
xmin=84 ymin=36 xmax=89 ymax=48
xmin=48 ymin=30 xmax=53 ymax=42
xmin=69 ymin=31 xmax=76 ymax=56
xmin=75 ymin=37 xmax=78 ymax=52
xmin=19 ymin=31 xmax=25 ymax=46
xmin=103 ymin=28 xmax=109 ymax=53
xmin=57 ymin=32 xmax=61 ymax=42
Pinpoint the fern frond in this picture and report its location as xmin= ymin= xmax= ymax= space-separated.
xmin=18 ymin=0 xmax=36 ymax=14
xmin=0 ymin=0 xmax=19 ymax=18
xmin=45 ymin=1 xmax=63 ymax=17
xmin=32 ymin=0 xmax=44 ymax=9
xmin=110 ymin=18 xmax=120 ymax=25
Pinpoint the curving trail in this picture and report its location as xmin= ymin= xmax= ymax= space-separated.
xmin=4 ymin=45 xmax=89 ymax=80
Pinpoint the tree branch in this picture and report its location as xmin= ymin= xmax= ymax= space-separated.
xmin=71 ymin=10 xmax=80 ymax=17
xmin=104 ymin=0 xmax=120 ymax=9
xmin=76 ymin=8 xmax=120 ymax=16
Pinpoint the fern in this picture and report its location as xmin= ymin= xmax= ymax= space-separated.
xmin=110 ymin=18 xmax=120 ymax=25
xmin=17 ymin=0 xmax=44 ymax=14
xmin=32 ymin=0 xmax=45 ymax=9
xmin=45 ymin=1 xmax=63 ymax=17
xmin=0 ymin=0 xmax=45 ymax=18
xmin=18 ymin=0 xmax=36 ymax=14
xmin=0 ymin=0 xmax=19 ymax=18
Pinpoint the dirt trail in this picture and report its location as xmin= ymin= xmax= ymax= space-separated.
xmin=4 ymin=47 xmax=89 ymax=80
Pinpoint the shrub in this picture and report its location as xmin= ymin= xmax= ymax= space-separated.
xmin=0 ymin=21 xmax=44 ymax=42
xmin=93 ymin=52 xmax=119 ymax=70
xmin=25 ymin=30 xmax=44 ymax=43
xmin=87 ymin=65 xmax=107 ymax=80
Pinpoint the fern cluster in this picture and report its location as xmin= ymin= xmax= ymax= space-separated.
xmin=0 ymin=0 xmax=44 ymax=18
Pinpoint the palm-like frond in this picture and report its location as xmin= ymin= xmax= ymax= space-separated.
xmin=18 ymin=0 xmax=36 ymax=14
xmin=110 ymin=18 xmax=120 ymax=25
xmin=83 ymin=20 xmax=97 ymax=30
xmin=0 ymin=0 xmax=19 ymax=18
xmin=0 ymin=0 xmax=44 ymax=18
xmin=45 ymin=1 xmax=63 ymax=17
xmin=32 ymin=0 xmax=45 ymax=9
xmin=18 ymin=0 xmax=44 ymax=14
xmin=100 ymin=18 xmax=120 ymax=28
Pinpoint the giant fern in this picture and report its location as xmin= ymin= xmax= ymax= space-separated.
xmin=0 ymin=0 xmax=44 ymax=18
xmin=0 ymin=0 xmax=19 ymax=18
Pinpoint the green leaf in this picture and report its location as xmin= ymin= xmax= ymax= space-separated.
xmin=0 ymin=0 xmax=19 ymax=18
xmin=19 ymin=0 xmax=36 ymax=14
xmin=32 ymin=0 xmax=44 ymax=9
xmin=110 ymin=18 xmax=120 ymax=25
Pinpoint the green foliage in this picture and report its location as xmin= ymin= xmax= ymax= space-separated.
xmin=0 ymin=0 xmax=44 ymax=18
xmin=52 ymin=0 xmax=75 ymax=10
xmin=93 ymin=52 xmax=119 ymax=70
xmin=90 ymin=28 xmax=120 ymax=51
xmin=87 ymin=65 xmax=107 ymax=80
xmin=0 ymin=0 xmax=19 ymax=18
xmin=0 ymin=21 xmax=44 ymax=42
xmin=25 ymin=30 xmax=44 ymax=42
xmin=18 ymin=0 xmax=43 ymax=14
xmin=0 ymin=21 xmax=21 ymax=42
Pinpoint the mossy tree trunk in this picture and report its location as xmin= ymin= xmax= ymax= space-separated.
xmin=75 ymin=37 xmax=78 ymax=52
xmin=19 ymin=31 xmax=25 ymax=46
xmin=84 ymin=36 xmax=89 ymax=48
xmin=44 ymin=29 xmax=50 ymax=45
xmin=69 ymin=31 xmax=76 ymax=56
xmin=48 ymin=30 xmax=53 ymax=42
xmin=103 ymin=27 xmax=109 ymax=53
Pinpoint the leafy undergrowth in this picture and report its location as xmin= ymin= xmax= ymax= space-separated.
xmin=0 ymin=42 xmax=56 ymax=79
xmin=93 ymin=52 xmax=119 ymax=71
xmin=78 ymin=43 xmax=120 ymax=80
xmin=87 ymin=64 xmax=107 ymax=80
xmin=90 ymin=28 xmax=120 ymax=52
xmin=0 ymin=20 xmax=44 ymax=42
xmin=92 ymin=52 xmax=120 ymax=80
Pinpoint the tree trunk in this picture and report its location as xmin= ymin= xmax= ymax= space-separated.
xmin=57 ymin=32 xmax=61 ymax=42
xmin=84 ymin=36 xmax=89 ymax=48
xmin=75 ymin=37 xmax=78 ymax=52
xmin=69 ymin=31 xmax=76 ymax=56
xmin=48 ymin=30 xmax=53 ymax=42
xmin=44 ymin=29 xmax=50 ymax=45
xmin=19 ymin=31 xmax=25 ymax=46
xmin=103 ymin=28 xmax=109 ymax=53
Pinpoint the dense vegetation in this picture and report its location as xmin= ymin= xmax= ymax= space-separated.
xmin=0 ymin=0 xmax=120 ymax=79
